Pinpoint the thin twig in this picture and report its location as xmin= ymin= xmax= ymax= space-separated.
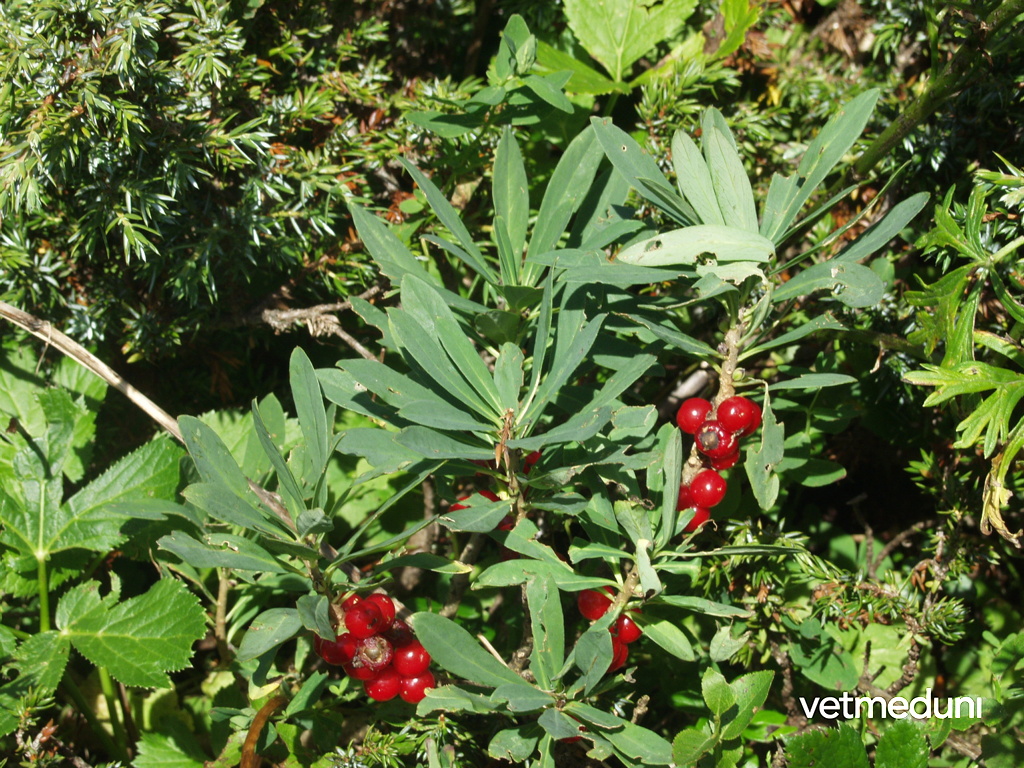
xmin=477 ymin=633 xmax=509 ymax=668
xmin=870 ymin=519 xmax=936 ymax=580
xmin=0 ymin=301 xmax=182 ymax=442
xmin=440 ymin=532 xmax=486 ymax=618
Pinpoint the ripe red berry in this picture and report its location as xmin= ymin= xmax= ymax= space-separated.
xmin=392 ymin=640 xmax=431 ymax=677
xmin=689 ymin=469 xmax=727 ymax=508
xmin=608 ymin=637 xmax=629 ymax=672
xmin=577 ymin=588 xmax=613 ymax=621
xmin=695 ymin=420 xmax=738 ymax=460
xmin=611 ymin=614 xmax=642 ymax=644
xmin=363 ymin=593 xmax=396 ymax=626
xmin=399 ymin=671 xmax=436 ymax=703
xmin=341 ymin=593 xmax=362 ymax=611
xmin=717 ymin=396 xmax=762 ymax=437
xmin=523 ymin=450 xmax=542 ymax=473
xmin=710 ymin=448 xmax=741 ymax=471
xmin=342 ymin=635 xmax=394 ymax=679
xmin=314 ymin=632 xmax=359 ymax=666
xmin=344 ymin=603 xmax=385 ymax=639
xmin=676 ymin=398 xmax=712 ymax=434
xmin=365 ymin=666 xmax=402 ymax=701
xmin=683 ymin=507 xmax=711 ymax=533
xmin=677 ymin=484 xmax=695 ymax=511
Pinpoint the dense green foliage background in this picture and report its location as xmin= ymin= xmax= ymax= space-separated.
xmin=0 ymin=0 xmax=1023 ymax=766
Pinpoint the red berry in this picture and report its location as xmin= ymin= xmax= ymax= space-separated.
xmin=690 ymin=469 xmax=727 ymax=508
xmin=676 ymin=398 xmax=712 ymax=434
xmin=523 ymin=450 xmax=542 ymax=473
xmin=365 ymin=666 xmax=402 ymax=701
xmin=577 ymin=588 xmax=613 ymax=621
xmin=345 ymin=603 xmax=385 ymax=639
xmin=497 ymin=514 xmax=515 ymax=532
xmin=344 ymin=661 xmax=378 ymax=680
xmin=382 ymin=620 xmax=415 ymax=648
xmin=341 ymin=593 xmax=362 ymax=611
xmin=710 ymin=448 xmax=741 ymax=471
xmin=611 ymin=614 xmax=643 ymax=644
xmin=561 ymin=716 xmax=587 ymax=743
xmin=695 ymin=420 xmax=738 ymax=460
xmin=683 ymin=507 xmax=711 ymax=533
xmin=677 ymin=484 xmax=695 ymax=511
xmin=608 ymin=637 xmax=629 ymax=672
xmin=399 ymin=671 xmax=436 ymax=703
xmin=363 ymin=594 xmax=396 ymax=626
xmin=315 ymin=632 xmax=359 ymax=666
xmin=393 ymin=640 xmax=432 ymax=677
xmin=717 ymin=396 xmax=762 ymax=437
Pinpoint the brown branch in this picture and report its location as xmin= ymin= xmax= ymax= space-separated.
xmin=439 ymin=532 xmax=487 ymax=618
xmin=869 ymin=519 xmax=936 ymax=580
xmin=0 ymin=300 xmax=183 ymax=442
xmin=770 ymin=639 xmax=807 ymax=729
xmin=240 ymin=696 xmax=287 ymax=768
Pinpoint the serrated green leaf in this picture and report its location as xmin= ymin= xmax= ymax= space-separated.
xmin=0 ymin=631 xmax=70 ymax=738
xmin=58 ymin=579 xmax=205 ymax=688
xmin=721 ymin=670 xmax=774 ymax=740
xmin=236 ymin=608 xmax=303 ymax=663
xmin=875 ymin=720 xmax=929 ymax=768
xmin=784 ymin=722 xmax=870 ymax=768
xmin=702 ymin=667 xmax=736 ymax=716
xmin=672 ymin=726 xmax=716 ymax=765
xmin=134 ymin=729 xmax=206 ymax=768
xmin=564 ymin=0 xmax=696 ymax=82
xmin=411 ymin=612 xmax=527 ymax=689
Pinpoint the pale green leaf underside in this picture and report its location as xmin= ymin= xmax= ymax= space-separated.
xmin=615 ymin=226 xmax=774 ymax=266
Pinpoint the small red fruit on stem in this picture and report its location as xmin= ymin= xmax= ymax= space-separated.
xmin=717 ymin=395 xmax=762 ymax=437
xmin=399 ymin=672 xmax=436 ymax=703
xmin=695 ymin=420 xmax=738 ymax=460
xmin=689 ymin=469 xmax=727 ymax=508
xmin=676 ymin=398 xmax=712 ymax=434
xmin=577 ymin=588 xmax=614 ymax=621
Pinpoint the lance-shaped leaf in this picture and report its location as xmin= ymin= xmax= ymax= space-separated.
xmin=701 ymin=108 xmax=758 ymax=232
xmin=57 ymin=579 xmax=206 ymax=689
xmin=761 ymin=89 xmax=880 ymax=244
xmin=616 ymin=225 xmax=774 ymax=266
xmin=411 ymin=612 xmax=528 ymax=689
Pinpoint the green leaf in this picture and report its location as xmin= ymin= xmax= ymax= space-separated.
xmin=701 ymin=108 xmax=758 ymax=232
xmin=604 ymin=721 xmax=674 ymax=765
xmin=761 ymin=90 xmax=880 ymax=243
xmin=835 ymin=192 xmax=929 ymax=263
xmin=591 ymin=117 xmax=696 ymax=225
xmin=626 ymin=313 xmax=718 ymax=358
xmin=475 ymin=559 xmax=608 ymax=592
xmin=786 ymin=617 xmax=860 ymax=691
xmin=784 ymin=722 xmax=870 ymax=768
xmin=416 ymin=685 xmax=496 ymax=716
xmin=398 ymin=159 xmax=498 ymax=283
xmin=672 ymin=726 xmax=716 ymax=765
xmin=769 ymin=373 xmax=857 ymax=391
xmin=702 ymin=667 xmax=736 ymax=716
xmin=535 ymin=40 xmax=621 ymax=95
xmin=564 ymin=0 xmax=696 ymax=82
xmin=773 ymin=260 xmax=885 ymax=308
xmin=526 ymin=574 xmax=564 ymax=689
xmin=410 ymin=612 xmax=527 ymax=689
xmin=157 ymin=531 xmax=291 ymax=573
xmin=134 ymin=728 xmax=206 ymax=768
xmin=400 ymin=276 xmax=503 ymax=415
xmin=290 ymin=348 xmax=329 ymax=479
xmin=178 ymin=415 xmax=250 ymax=497
xmin=251 ymin=400 xmax=306 ymax=515
xmin=655 ymin=595 xmax=749 ymax=617
xmin=875 ymin=720 xmax=929 ymax=768
xmin=672 ymin=129 xmax=725 ymax=225
xmin=0 ymin=631 xmax=70 ymax=738
xmin=494 ymin=343 xmax=525 ymax=412
xmin=438 ymin=493 xmax=512 ymax=532
xmin=494 ymin=127 xmax=530 ymax=267
xmin=295 ymin=594 xmax=335 ymax=641
xmin=539 ymin=708 xmax=586 ymax=741
xmin=615 ymin=225 xmax=774 ymax=266
xmin=522 ymin=74 xmax=574 ymax=114
xmin=574 ymin=619 xmax=615 ymax=694
xmin=489 ymin=724 xmax=542 ymax=762
xmin=744 ymin=395 xmax=784 ymax=510
xmin=236 ymin=608 xmax=303 ymax=663
xmin=181 ymin=482 xmax=289 ymax=538
xmin=396 ymin=427 xmax=493 ymax=461
xmin=721 ymin=670 xmax=774 ymax=740
xmin=57 ymin=579 xmax=206 ymax=688
xmin=492 ymin=683 xmax=554 ymax=713
xmin=641 ymin=618 xmax=695 ymax=661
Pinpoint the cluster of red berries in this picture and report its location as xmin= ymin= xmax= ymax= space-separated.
xmin=313 ymin=593 xmax=435 ymax=703
xmin=675 ymin=395 xmax=762 ymax=532
xmin=577 ymin=587 xmax=642 ymax=672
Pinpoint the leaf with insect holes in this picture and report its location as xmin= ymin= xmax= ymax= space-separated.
xmin=56 ymin=579 xmax=206 ymax=689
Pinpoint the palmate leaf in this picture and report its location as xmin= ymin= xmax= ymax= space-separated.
xmin=0 ymin=437 xmax=181 ymax=561
xmin=0 ymin=631 xmax=71 ymax=738
xmin=563 ymin=0 xmax=696 ymax=82
xmin=56 ymin=579 xmax=206 ymax=689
